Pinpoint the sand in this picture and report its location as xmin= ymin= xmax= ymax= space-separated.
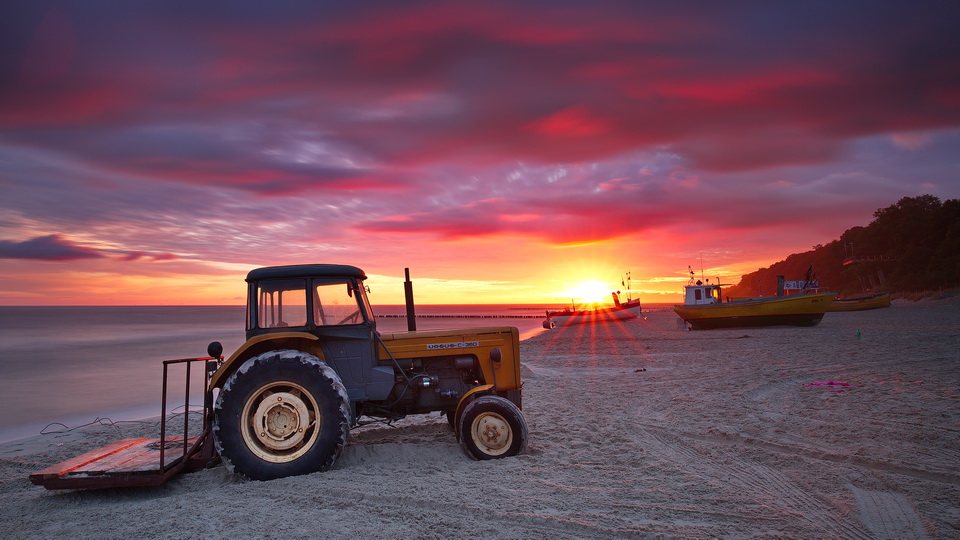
xmin=2 ymin=299 xmax=958 ymax=539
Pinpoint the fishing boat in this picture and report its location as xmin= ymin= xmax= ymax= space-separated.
xmin=828 ymin=292 xmax=891 ymax=312
xmin=543 ymin=292 xmax=642 ymax=328
xmin=673 ymin=277 xmax=834 ymax=330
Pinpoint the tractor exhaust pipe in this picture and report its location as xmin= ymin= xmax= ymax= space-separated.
xmin=404 ymin=267 xmax=417 ymax=331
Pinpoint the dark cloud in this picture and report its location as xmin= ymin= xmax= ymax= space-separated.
xmin=0 ymin=234 xmax=103 ymax=261
xmin=3 ymin=1 xmax=958 ymax=177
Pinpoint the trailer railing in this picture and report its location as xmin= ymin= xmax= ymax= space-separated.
xmin=30 ymin=355 xmax=223 ymax=490
xmin=158 ymin=355 xmax=221 ymax=477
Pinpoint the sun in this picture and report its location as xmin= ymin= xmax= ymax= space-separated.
xmin=563 ymin=280 xmax=612 ymax=305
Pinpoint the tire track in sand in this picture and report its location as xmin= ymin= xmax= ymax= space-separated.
xmin=850 ymin=485 xmax=932 ymax=540
xmin=640 ymin=424 xmax=874 ymax=539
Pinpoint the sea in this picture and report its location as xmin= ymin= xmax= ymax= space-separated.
xmin=0 ymin=304 xmax=561 ymax=443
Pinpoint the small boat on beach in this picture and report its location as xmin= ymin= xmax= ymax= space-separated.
xmin=673 ymin=277 xmax=834 ymax=330
xmin=828 ymin=292 xmax=891 ymax=312
xmin=543 ymin=292 xmax=642 ymax=328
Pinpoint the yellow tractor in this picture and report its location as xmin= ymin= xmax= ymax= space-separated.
xmin=31 ymin=264 xmax=527 ymax=488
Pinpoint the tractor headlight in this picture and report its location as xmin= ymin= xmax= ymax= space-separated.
xmin=417 ymin=375 xmax=439 ymax=388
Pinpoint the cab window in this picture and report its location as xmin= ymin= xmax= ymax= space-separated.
xmin=257 ymin=279 xmax=307 ymax=328
xmin=313 ymin=280 xmax=365 ymax=326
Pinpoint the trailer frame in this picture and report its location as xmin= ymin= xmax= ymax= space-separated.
xmin=29 ymin=356 xmax=220 ymax=490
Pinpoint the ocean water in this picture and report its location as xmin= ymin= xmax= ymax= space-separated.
xmin=0 ymin=305 xmax=555 ymax=443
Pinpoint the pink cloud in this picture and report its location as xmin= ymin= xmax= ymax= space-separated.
xmin=527 ymin=106 xmax=613 ymax=138
xmin=121 ymin=251 xmax=178 ymax=262
xmin=891 ymin=133 xmax=932 ymax=150
xmin=120 ymin=251 xmax=148 ymax=262
xmin=149 ymin=252 xmax=178 ymax=261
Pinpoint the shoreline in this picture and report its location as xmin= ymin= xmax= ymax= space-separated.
xmin=0 ymin=296 xmax=950 ymax=446
xmin=0 ymin=297 xmax=950 ymax=446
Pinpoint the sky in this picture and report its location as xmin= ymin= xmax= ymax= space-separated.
xmin=2 ymin=0 xmax=959 ymax=306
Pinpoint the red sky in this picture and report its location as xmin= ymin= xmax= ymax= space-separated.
xmin=1 ymin=1 xmax=959 ymax=305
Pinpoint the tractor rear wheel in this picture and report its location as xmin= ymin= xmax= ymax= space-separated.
xmin=213 ymin=350 xmax=350 ymax=481
xmin=458 ymin=395 xmax=528 ymax=460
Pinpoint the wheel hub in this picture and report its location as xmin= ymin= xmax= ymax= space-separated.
xmin=252 ymin=392 xmax=311 ymax=451
xmin=472 ymin=412 xmax=512 ymax=454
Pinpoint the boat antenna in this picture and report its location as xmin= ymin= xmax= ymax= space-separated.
xmin=699 ymin=252 xmax=705 ymax=282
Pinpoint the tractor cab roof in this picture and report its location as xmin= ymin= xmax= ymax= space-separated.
xmin=246 ymin=264 xmax=367 ymax=282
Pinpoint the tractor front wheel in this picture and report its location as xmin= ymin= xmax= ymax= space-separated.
xmin=458 ymin=395 xmax=528 ymax=460
xmin=213 ymin=350 xmax=350 ymax=481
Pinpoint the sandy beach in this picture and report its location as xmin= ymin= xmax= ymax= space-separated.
xmin=2 ymin=299 xmax=958 ymax=539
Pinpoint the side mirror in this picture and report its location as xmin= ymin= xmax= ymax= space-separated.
xmin=207 ymin=341 xmax=223 ymax=359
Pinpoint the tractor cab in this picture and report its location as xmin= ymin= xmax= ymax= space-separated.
xmin=238 ymin=264 xmax=395 ymax=406
xmin=245 ymin=264 xmax=375 ymax=339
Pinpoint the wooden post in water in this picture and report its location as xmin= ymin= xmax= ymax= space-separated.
xmin=404 ymin=268 xmax=417 ymax=331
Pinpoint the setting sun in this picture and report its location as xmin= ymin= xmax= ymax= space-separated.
xmin=562 ymin=280 xmax=614 ymax=305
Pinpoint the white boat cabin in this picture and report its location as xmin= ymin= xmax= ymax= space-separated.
xmin=683 ymin=280 xmax=722 ymax=305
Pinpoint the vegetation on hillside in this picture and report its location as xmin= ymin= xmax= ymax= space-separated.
xmin=724 ymin=195 xmax=960 ymax=297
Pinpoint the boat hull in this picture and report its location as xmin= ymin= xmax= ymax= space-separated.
xmin=545 ymin=301 xmax=641 ymax=328
xmin=828 ymin=293 xmax=891 ymax=312
xmin=673 ymin=293 xmax=834 ymax=330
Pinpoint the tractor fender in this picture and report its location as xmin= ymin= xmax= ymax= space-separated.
xmin=453 ymin=384 xmax=495 ymax=439
xmin=210 ymin=332 xmax=324 ymax=389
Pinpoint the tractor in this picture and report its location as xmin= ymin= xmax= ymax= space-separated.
xmin=30 ymin=264 xmax=528 ymax=488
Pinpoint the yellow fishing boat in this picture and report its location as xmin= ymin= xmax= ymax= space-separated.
xmin=828 ymin=292 xmax=891 ymax=312
xmin=673 ymin=278 xmax=834 ymax=330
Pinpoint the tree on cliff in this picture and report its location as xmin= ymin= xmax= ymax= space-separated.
xmin=725 ymin=195 xmax=960 ymax=297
